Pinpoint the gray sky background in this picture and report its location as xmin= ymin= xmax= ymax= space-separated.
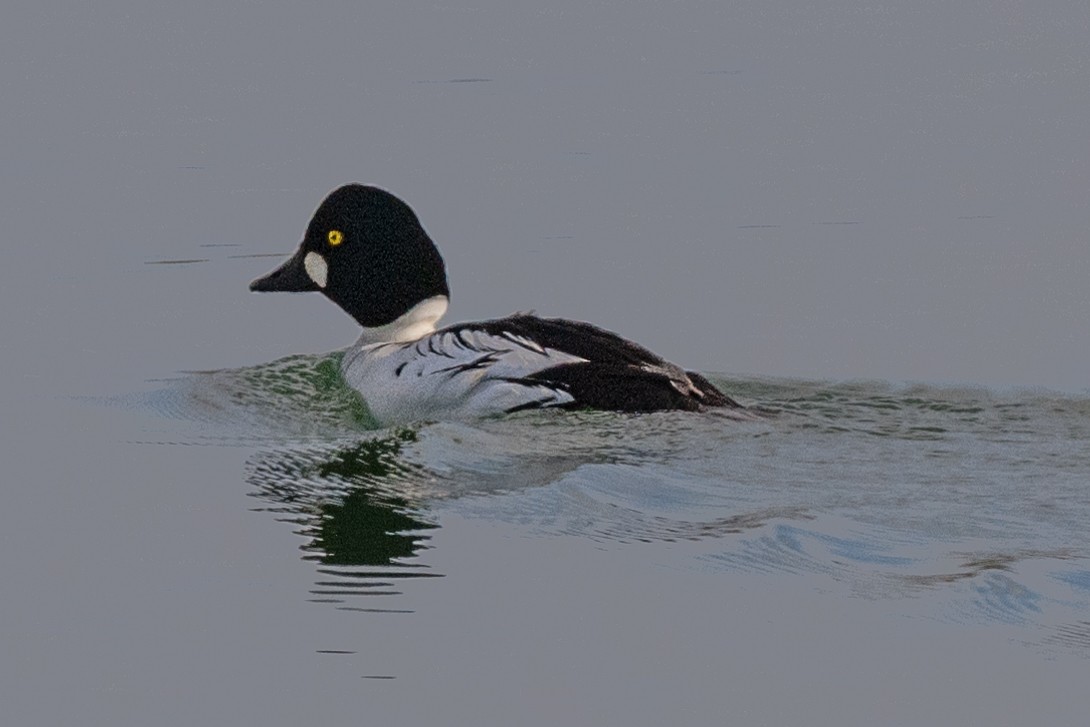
xmin=2 ymin=1 xmax=1088 ymax=392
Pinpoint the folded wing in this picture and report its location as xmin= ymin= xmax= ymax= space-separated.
xmin=440 ymin=314 xmax=740 ymax=413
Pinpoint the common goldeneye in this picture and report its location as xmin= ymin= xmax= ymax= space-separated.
xmin=250 ymin=184 xmax=739 ymax=425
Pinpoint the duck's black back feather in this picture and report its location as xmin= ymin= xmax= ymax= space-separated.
xmin=522 ymin=362 xmax=703 ymax=412
xmin=440 ymin=314 xmax=740 ymax=412
xmin=443 ymin=314 xmax=665 ymax=367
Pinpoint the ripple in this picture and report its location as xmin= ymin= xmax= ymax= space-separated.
xmin=113 ymin=352 xmax=378 ymax=440
xmin=109 ymin=361 xmax=1090 ymax=653
xmin=971 ymin=573 xmax=1043 ymax=624
xmin=1042 ymin=621 xmax=1090 ymax=652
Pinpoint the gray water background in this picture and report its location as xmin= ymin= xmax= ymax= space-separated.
xmin=3 ymin=2 xmax=1089 ymax=725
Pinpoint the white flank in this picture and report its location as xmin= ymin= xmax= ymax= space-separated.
xmin=341 ymin=325 xmax=585 ymax=425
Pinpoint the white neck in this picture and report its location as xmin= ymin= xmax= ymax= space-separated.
xmin=354 ymin=295 xmax=449 ymax=345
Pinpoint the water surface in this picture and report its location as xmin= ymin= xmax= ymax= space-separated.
xmin=75 ymin=356 xmax=1090 ymax=724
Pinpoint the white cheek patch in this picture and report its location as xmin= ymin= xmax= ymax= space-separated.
xmin=304 ymin=251 xmax=328 ymax=288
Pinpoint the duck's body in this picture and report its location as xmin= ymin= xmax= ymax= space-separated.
xmin=251 ymin=184 xmax=738 ymax=425
xmin=342 ymin=308 xmax=736 ymax=426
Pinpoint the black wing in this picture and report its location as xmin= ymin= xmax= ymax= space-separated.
xmin=440 ymin=314 xmax=741 ymax=412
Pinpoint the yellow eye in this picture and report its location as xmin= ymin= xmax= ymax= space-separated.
xmin=327 ymin=229 xmax=344 ymax=246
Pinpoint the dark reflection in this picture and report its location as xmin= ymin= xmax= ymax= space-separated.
xmin=315 ymin=488 xmax=432 ymax=565
xmin=246 ymin=428 xmax=442 ymax=605
xmin=312 ymin=440 xmax=438 ymax=566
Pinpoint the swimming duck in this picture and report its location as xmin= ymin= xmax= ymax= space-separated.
xmin=250 ymin=184 xmax=739 ymax=425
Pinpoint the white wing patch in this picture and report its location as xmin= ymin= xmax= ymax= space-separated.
xmin=341 ymin=329 xmax=587 ymax=425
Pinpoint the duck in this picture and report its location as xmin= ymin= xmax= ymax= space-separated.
xmin=250 ymin=184 xmax=740 ymax=425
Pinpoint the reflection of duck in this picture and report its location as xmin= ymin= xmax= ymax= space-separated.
xmin=251 ymin=184 xmax=740 ymax=425
xmin=314 ymin=485 xmax=433 ymax=566
xmin=248 ymin=430 xmax=436 ymax=569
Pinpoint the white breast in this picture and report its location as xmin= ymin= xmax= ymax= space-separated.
xmin=341 ymin=328 xmax=586 ymax=425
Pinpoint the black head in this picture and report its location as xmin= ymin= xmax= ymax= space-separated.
xmin=250 ymin=184 xmax=450 ymax=328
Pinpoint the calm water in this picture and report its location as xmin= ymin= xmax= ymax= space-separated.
xmin=137 ymin=355 xmax=1090 ymax=642
xmin=4 ymin=2 xmax=1090 ymax=725
xmin=52 ymin=352 xmax=1090 ymax=725
xmin=7 ymin=335 xmax=1088 ymax=724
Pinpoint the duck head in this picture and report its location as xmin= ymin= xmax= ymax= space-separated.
xmin=250 ymin=184 xmax=450 ymax=338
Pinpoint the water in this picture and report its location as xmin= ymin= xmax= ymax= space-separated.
xmin=134 ymin=357 xmax=1090 ymax=637
xmin=7 ymin=348 xmax=1090 ymax=727
xmin=7 ymin=368 xmax=1090 ymax=725
xmin=5 ymin=2 xmax=1090 ymax=724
